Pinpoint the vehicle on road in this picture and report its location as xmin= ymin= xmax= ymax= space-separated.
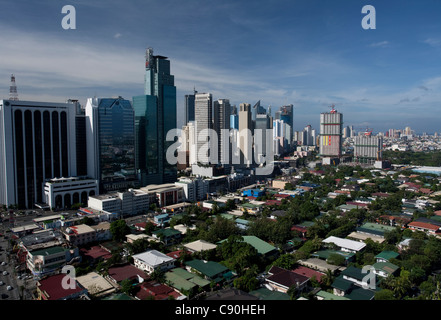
xmin=6 ymin=285 xmax=12 ymax=291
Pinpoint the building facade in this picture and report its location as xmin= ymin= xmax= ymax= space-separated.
xmin=0 ymin=99 xmax=79 ymax=209
xmin=85 ymin=97 xmax=137 ymax=193
xmin=134 ymin=47 xmax=177 ymax=186
xmin=319 ymin=107 xmax=343 ymax=158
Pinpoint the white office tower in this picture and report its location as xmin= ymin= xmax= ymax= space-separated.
xmin=194 ymin=93 xmax=213 ymax=164
xmin=0 ymin=100 xmax=78 ymax=209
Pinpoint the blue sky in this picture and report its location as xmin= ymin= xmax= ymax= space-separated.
xmin=1 ymin=0 xmax=441 ymax=133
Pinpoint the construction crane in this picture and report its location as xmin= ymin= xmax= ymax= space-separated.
xmin=329 ymin=104 xmax=336 ymax=113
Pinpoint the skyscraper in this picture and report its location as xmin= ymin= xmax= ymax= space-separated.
xmin=0 ymin=99 xmax=78 ymax=209
xmin=239 ymin=103 xmax=252 ymax=166
xmin=213 ymin=99 xmax=231 ymax=165
xmin=185 ymin=88 xmax=197 ymax=125
xmin=194 ymin=93 xmax=213 ymax=164
xmin=319 ymin=106 xmax=343 ymax=158
xmin=134 ymin=48 xmax=177 ymax=185
xmin=85 ymin=97 xmax=137 ymax=193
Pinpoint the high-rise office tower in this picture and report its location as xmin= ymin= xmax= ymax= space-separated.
xmin=0 ymin=99 xmax=78 ymax=209
xmin=194 ymin=93 xmax=213 ymax=164
xmin=134 ymin=48 xmax=177 ymax=185
xmin=86 ymin=97 xmax=137 ymax=193
xmin=319 ymin=106 xmax=343 ymax=158
xmin=255 ymin=113 xmax=271 ymax=162
xmin=213 ymin=99 xmax=231 ymax=165
xmin=185 ymin=88 xmax=197 ymax=125
xmin=239 ymin=103 xmax=253 ymax=166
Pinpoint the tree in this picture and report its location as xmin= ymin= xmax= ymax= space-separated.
xmin=327 ymin=253 xmax=345 ymax=266
xmin=110 ymin=220 xmax=131 ymax=242
xmin=272 ymin=254 xmax=296 ymax=270
xmin=375 ymin=289 xmax=396 ymax=300
xmin=120 ymin=279 xmax=135 ymax=295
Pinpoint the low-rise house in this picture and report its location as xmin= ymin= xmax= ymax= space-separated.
xmin=265 ymin=266 xmax=309 ymax=294
xmin=322 ymin=236 xmax=366 ymax=253
xmin=76 ymin=271 xmax=116 ymax=298
xmin=331 ymin=266 xmax=378 ymax=300
xmin=106 ymin=263 xmax=149 ymax=284
xmin=375 ymin=251 xmax=399 ymax=263
xmin=80 ymin=245 xmax=113 ymax=264
xmin=135 ymin=280 xmax=183 ymax=300
xmin=183 ymin=240 xmax=217 ymax=253
xmin=185 ymin=259 xmax=233 ymax=284
xmin=133 ymin=250 xmax=175 ymax=275
xmin=36 ymin=273 xmax=88 ymax=300
xmin=151 ymin=228 xmax=182 ymax=245
xmin=165 ymin=267 xmax=211 ymax=295
xmin=372 ymin=261 xmax=400 ymax=278
xmin=407 ymin=221 xmax=441 ymax=236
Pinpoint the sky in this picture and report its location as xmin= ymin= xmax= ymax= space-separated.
xmin=1 ymin=0 xmax=441 ymax=134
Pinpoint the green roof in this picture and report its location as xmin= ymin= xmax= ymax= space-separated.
xmin=312 ymin=250 xmax=355 ymax=261
xmin=375 ymin=251 xmax=399 ymax=261
xmin=30 ymin=246 xmax=66 ymax=256
xmin=316 ymin=290 xmax=350 ymax=300
xmin=102 ymin=293 xmax=134 ymax=300
xmin=152 ymin=228 xmax=182 ymax=237
xmin=166 ymin=267 xmax=210 ymax=290
xmin=346 ymin=287 xmax=375 ymax=300
xmin=218 ymin=236 xmax=277 ymax=256
xmin=219 ymin=213 xmax=235 ymax=220
xmin=373 ymin=262 xmax=399 ymax=275
xmin=357 ymin=222 xmax=395 ymax=236
xmin=332 ymin=275 xmax=353 ymax=291
xmin=341 ymin=266 xmax=365 ymax=281
xmin=185 ymin=259 xmax=229 ymax=279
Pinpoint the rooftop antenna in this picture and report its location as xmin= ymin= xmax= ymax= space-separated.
xmin=9 ymin=74 xmax=19 ymax=101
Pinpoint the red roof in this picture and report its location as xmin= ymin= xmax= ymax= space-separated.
xmin=265 ymin=200 xmax=282 ymax=206
xmin=266 ymin=266 xmax=309 ymax=288
xmin=408 ymin=221 xmax=440 ymax=232
xmin=80 ymin=245 xmax=113 ymax=260
xmin=135 ymin=281 xmax=181 ymax=300
xmin=346 ymin=201 xmax=369 ymax=207
xmin=291 ymin=266 xmax=325 ymax=282
xmin=38 ymin=274 xmax=85 ymax=300
xmin=166 ymin=250 xmax=188 ymax=260
xmin=107 ymin=264 xmax=149 ymax=283
xmin=372 ymin=192 xmax=390 ymax=198
xmin=275 ymin=194 xmax=291 ymax=199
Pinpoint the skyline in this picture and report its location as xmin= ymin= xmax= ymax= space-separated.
xmin=1 ymin=0 xmax=441 ymax=133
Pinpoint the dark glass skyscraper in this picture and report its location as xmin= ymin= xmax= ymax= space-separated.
xmin=185 ymin=88 xmax=197 ymax=125
xmin=134 ymin=48 xmax=177 ymax=186
xmin=85 ymin=97 xmax=137 ymax=193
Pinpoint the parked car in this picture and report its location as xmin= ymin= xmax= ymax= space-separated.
xmin=6 ymin=285 xmax=12 ymax=291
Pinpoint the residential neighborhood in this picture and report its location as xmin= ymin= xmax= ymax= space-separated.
xmin=2 ymin=158 xmax=441 ymax=301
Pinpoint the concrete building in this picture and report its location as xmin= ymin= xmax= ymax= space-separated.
xmin=0 ymin=99 xmax=79 ymax=209
xmin=319 ymin=107 xmax=343 ymax=158
xmin=194 ymin=93 xmax=213 ymax=164
xmin=63 ymin=224 xmax=97 ymax=246
xmin=133 ymin=250 xmax=175 ymax=275
xmin=213 ymin=99 xmax=231 ymax=165
xmin=354 ymin=134 xmax=383 ymax=163
xmin=238 ymin=103 xmax=253 ymax=166
xmin=87 ymin=188 xmax=150 ymax=217
xmin=44 ymin=177 xmax=98 ymax=210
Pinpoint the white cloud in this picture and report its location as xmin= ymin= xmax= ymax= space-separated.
xmin=369 ymin=41 xmax=389 ymax=48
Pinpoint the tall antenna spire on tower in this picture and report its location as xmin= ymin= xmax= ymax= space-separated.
xmin=9 ymin=74 xmax=19 ymax=101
